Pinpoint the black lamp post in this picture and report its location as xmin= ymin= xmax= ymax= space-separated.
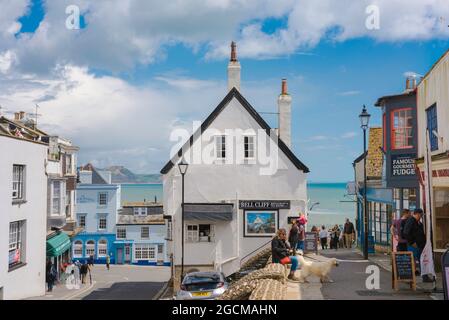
xmin=359 ymin=105 xmax=371 ymax=260
xmin=178 ymin=157 xmax=189 ymax=282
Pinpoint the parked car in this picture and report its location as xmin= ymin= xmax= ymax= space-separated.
xmin=176 ymin=271 xmax=228 ymax=300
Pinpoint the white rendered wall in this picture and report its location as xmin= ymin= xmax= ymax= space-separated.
xmin=163 ymin=96 xmax=308 ymax=276
xmin=0 ymin=136 xmax=47 ymax=299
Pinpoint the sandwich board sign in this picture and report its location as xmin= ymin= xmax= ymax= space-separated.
xmin=304 ymin=232 xmax=318 ymax=254
xmin=392 ymin=251 xmax=416 ymax=291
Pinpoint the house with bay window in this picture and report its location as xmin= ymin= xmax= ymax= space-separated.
xmin=0 ymin=117 xmax=48 ymax=299
xmin=114 ymin=202 xmax=170 ymax=266
xmin=72 ymin=164 xmax=121 ymax=264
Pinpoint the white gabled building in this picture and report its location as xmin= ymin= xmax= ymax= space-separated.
xmin=0 ymin=118 xmax=48 ymax=300
xmin=161 ymin=43 xmax=309 ymax=288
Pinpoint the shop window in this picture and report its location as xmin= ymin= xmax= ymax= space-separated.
xmin=434 ymin=188 xmax=449 ymax=249
xmin=9 ymin=220 xmax=26 ymax=270
xmin=98 ymin=239 xmax=107 ymax=257
xmin=86 ymin=240 xmax=95 ymax=257
xmin=73 ymin=240 xmax=83 ymax=258
xmin=186 ymin=224 xmax=215 ymax=242
xmin=391 ymin=108 xmax=413 ymax=149
xmin=134 ymin=244 xmax=156 ymax=261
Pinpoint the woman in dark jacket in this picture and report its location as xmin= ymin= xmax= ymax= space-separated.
xmin=288 ymin=221 xmax=299 ymax=255
xmin=272 ymin=229 xmax=300 ymax=281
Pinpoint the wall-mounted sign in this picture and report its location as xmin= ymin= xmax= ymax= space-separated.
xmin=239 ymin=200 xmax=290 ymax=210
xmin=77 ymin=195 xmax=95 ymax=204
xmin=391 ymin=154 xmax=416 ymax=177
xmin=243 ymin=210 xmax=278 ymax=237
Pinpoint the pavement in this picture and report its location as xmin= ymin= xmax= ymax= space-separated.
xmin=28 ymin=264 xmax=171 ymax=300
xmin=289 ymin=248 xmax=438 ymax=300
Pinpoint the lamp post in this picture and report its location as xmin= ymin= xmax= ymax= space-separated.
xmin=359 ymin=105 xmax=371 ymax=260
xmin=178 ymin=157 xmax=189 ymax=282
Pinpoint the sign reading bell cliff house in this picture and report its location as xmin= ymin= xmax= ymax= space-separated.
xmin=239 ymin=200 xmax=290 ymax=209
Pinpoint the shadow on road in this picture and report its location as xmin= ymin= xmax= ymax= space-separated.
xmin=82 ymin=282 xmax=164 ymax=300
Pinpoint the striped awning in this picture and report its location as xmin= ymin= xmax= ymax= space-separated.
xmin=46 ymin=232 xmax=71 ymax=257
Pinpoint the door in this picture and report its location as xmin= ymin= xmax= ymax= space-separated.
xmin=116 ymin=248 xmax=123 ymax=264
xmin=125 ymin=245 xmax=131 ymax=263
xmin=157 ymin=244 xmax=164 ymax=265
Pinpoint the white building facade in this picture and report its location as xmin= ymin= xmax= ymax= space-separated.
xmin=416 ymin=49 xmax=449 ymax=268
xmin=161 ymin=43 xmax=309 ymax=288
xmin=0 ymin=134 xmax=48 ymax=299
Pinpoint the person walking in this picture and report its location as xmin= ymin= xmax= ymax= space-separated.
xmin=272 ymin=229 xmax=300 ymax=282
xmin=403 ymin=208 xmax=426 ymax=274
xmin=88 ymin=255 xmax=94 ymax=267
xmin=331 ymin=225 xmax=340 ymax=251
xmin=46 ymin=258 xmax=56 ymax=292
xmin=319 ymin=225 xmax=328 ymax=250
xmin=80 ymin=261 xmax=89 ymax=284
xmin=297 ymin=220 xmax=306 ymax=252
xmin=343 ymin=218 xmax=355 ymax=249
xmin=390 ymin=209 xmax=411 ymax=252
xmin=106 ymin=254 xmax=111 ymax=271
xmin=288 ymin=220 xmax=299 ymax=255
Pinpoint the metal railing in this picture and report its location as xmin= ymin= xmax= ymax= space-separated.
xmin=239 ymin=239 xmax=272 ymax=268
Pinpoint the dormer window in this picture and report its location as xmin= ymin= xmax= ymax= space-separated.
xmin=133 ymin=207 xmax=147 ymax=216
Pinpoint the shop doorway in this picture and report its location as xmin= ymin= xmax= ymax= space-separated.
xmin=125 ymin=245 xmax=131 ymax=263
xmin=116 ymin=248 xmax=123 ymax=264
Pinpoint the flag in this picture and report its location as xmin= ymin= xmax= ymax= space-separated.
xmin=421 ymin=129 xmax=436 ymax=278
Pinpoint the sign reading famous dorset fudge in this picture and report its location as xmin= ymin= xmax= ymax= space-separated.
xmin=239 ymin=200 xmax=291 ymax=210
xmin=391 ymin=154 xmax=416 ymax=177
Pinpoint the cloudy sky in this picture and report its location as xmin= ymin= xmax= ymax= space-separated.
xmin=1 ymin=0 xmax=448 ymax=181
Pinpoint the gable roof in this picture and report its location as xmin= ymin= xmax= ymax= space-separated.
xmin=160 ymin=87 xmax=310 ymax=174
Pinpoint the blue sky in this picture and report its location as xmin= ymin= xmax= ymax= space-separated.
xmin=1 ymin=0 xmax=448 ymax=182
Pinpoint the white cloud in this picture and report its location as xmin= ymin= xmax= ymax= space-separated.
xmin=338 ymin=90 xmax=360 ymax=96
xmin=1 ymin=0 xmax=448 ymax=73
xmin=0 ymin=50 xmax=17 ymax=74
xmin=341 ymin=132 xmax=358 ymax=139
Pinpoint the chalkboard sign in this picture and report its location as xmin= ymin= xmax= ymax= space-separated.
xmin=304 ymin=232 xmax=318 ymax=254
xmin=392 ymin=251 xmax=416 ymax=291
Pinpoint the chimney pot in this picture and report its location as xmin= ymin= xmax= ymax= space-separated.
xmin=230 ymin=41 xmax=237 ymax=62
xmin=281 ymin=79 xmax=288 ymax=95
xmin=14 ymin=112 xmax=20 ymax=121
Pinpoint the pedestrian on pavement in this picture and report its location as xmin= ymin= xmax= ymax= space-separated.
xmin=271 ymin=229 xmax=300 ymax=282
xmin=391 ymin=209 xmax=411 ymax=252
xmin=319 ymin=225 xmax=328 ymax=250
xmin=288 ymin=220 xmax=299 ymax=255
xmin=88 ymin=255 xmax=94 ymax=266
xmin=403 ymin=208 xmax=426 ymax=274
xmin=297 ymin=220 xmax=306 ymax=252
xmin=106 ymin=254 xmax=111 ymax=270
xmin=343 ymin=218 xmax=355 ymax=248
xmin=74 ymin=260 xmax=82 ymax=281
xmin=46 ymin=258 xmax=56 ymax=292
xmin=331 ymin=225 xmax=340 ymax=250
xmin=80 ymin=261 xmax=89 ymax=284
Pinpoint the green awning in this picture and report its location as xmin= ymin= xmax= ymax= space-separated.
xmin=46 ymin=232 xmax=71 ymax=257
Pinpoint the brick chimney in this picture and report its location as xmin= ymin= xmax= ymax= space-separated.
xmin=227 ymin=41 xmax=241 ymax=92
xmin=278 ymin=79 xmax=292 ymax=148
xmin=405 ymin=75 xmax=417 ymax=92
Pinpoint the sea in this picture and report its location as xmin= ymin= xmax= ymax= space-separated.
xmin=120 ymin=182 xmax=356 ymax=230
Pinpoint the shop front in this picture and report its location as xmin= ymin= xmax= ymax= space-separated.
xmin=46 ymin=231 xmax=72 ymax=279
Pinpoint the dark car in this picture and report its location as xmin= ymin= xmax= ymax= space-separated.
xmin=176 ymin=271 xmax=228 ymax=300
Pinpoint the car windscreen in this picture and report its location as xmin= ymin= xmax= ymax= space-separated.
xmin=183 ymin=275 xmax=222 ymax=291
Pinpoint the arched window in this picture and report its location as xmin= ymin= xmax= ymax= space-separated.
xmin=86 ymin=240 xmax=95 ymax=257
xmin=73 ymin=240 xmax=83 ymax=257
xmin=98 ymin=239 xmax=107 ymax=257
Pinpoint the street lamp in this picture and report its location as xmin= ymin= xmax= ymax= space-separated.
xmin=178 ymin=157 xmax=189 ymax=282
xmin=359 ymin=105 xmax=371 ymax=260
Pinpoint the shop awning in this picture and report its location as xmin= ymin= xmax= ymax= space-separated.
xmin=184 ymin=203 xmax=233 ymax=221
xmin=46 ymin=232 xmax=71 ymax=257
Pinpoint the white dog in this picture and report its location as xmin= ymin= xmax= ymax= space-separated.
xmin=296 ymin=255 xmax=339 ymax=283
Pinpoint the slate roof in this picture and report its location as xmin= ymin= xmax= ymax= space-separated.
xmin=160 ymin=87 xmax=310 ymax=174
